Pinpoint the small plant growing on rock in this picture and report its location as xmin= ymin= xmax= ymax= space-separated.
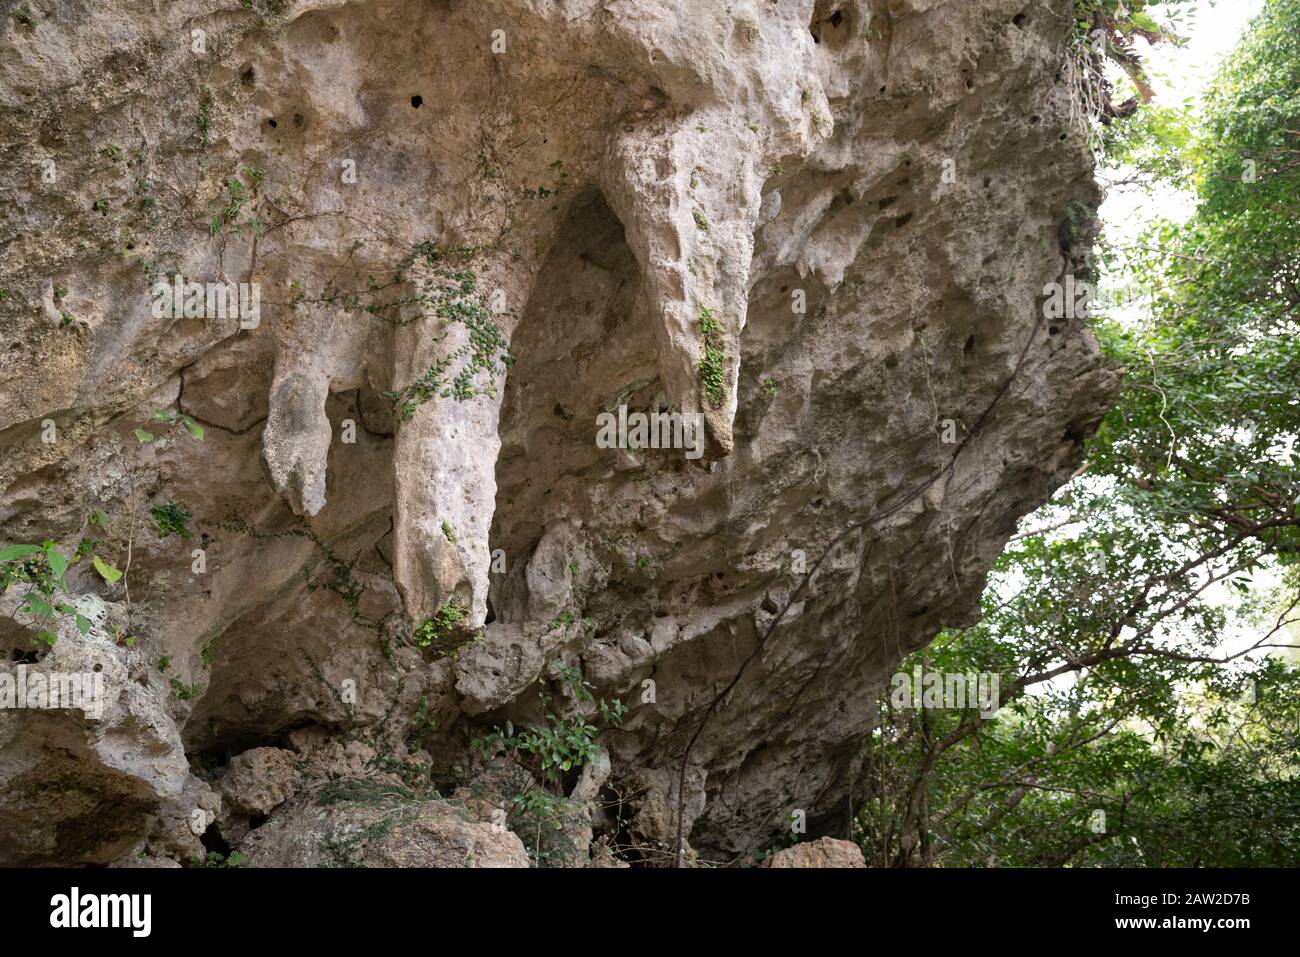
xmin=192 ymin=850 xmax=245 ymax=867
xmin=150 ymin=500 xmax=192 ymax=539
xmin=200 ymin=638 xmax=218 ymax=668
xmin=134 ymin=408 xmax=204 ymax=444
xmin=378 ymin=244 xmax=514 ymax=420
xmin=697 ymin=305 xmax=727 ymax=407
xmin=170 ymin=678 xmax=203 ymax=700
xmin=472 ymin=666 xmax=627 ymax=864
xmin=411 ymin=597 xmax=480 ymax=659
xmin=546 ymin=609 xmax=574 ymax=632
xmin=0 ymin=542 xmax=97 ymax=645
xmin=195 ymin=87 xmax=213 ymax=144
xmin=474 ymin=666 xmax=625 ymax=778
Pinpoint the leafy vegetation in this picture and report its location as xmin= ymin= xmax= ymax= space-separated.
xmin=411 ymin=597 xmax=480 ymax=659
xmin=472 ymin=667 xmax=626 ymax=864
xmin=696 ymin=305 xmax=727 ymax=408
xmin=192 ymin=850 xmax=245 ymax=868
xmin=378 ymin=244 xmax=514 ymax=420
xmin=858 ymin=0 xmax=1300 ymax=867
xmin=0 ymin=542 xmax=99 ymax=646
xmin=150 ymin=500 xmax=193 ymax=540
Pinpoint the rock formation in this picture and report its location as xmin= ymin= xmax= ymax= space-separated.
xmin=0 ymin=0 xmax=1117 ymax=866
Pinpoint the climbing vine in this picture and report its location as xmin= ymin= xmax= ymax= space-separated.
xmin=376 ymin=244 xmax=514 ymax=420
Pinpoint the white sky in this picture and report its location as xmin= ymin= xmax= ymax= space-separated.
xmin=1099 ymin=0 xmax=1266 ymax=238
xmin=1141 ymin=0 xmax=1267 ymax=100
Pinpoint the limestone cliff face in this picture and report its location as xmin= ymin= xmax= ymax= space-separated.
xmin=0 ymin=0 xmax=1116 ymax=866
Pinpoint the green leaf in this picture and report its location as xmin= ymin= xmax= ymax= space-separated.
xmin=36 ymin=631 xmax=58 ymax=647
xmin=179 ymin=415 xmax=205 ymax=440
xmin=45 ymin=545 xmax=68 ymax=580
xmin=0 ymin=544 xmax=44 ymax=562
xmin=75 ymin=614 xmax=92 ymax=635
xmin=90 ymin=509 xmax=109 ymax=528
xmin=92 ymin=554 xmax=123 ymax=584
xmin=152 ymin=409 xmax=176 ymax=423
xmin=133 ymin=429 xmax=154 ymax=444
xmin=23 ymin=594 xmax=54 ymax=618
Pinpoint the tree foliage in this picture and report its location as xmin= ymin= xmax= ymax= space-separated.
xmin=859 ymin=0 xmax=1300 ymax=867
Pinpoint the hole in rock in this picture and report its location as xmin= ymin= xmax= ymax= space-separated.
xmin=410 ymin=95 xmax=423 ymax=108
xmin=811 ymin=6 xmax=852 ymax=48
xmin=200 ymin=826 xmax=232 ymax=858
xmin=266 ymin=118 xmax=277 ymax=128
xmin=1013 ymin=13 xmax=1027 ymax=27
xmin=963 ymin=334 xmax=976 ymax=354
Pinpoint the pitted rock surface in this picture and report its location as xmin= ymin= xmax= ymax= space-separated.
xmin=0 ymin=0 xmax=1116 ymax=865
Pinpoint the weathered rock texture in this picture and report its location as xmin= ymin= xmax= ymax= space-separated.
xmin=765 ymin=836 xmax=865 ymax=868
xmin=0 ymin=0 xmax=1116 ymax=866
